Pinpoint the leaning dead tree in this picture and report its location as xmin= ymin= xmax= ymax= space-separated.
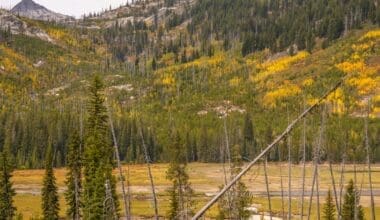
xmin=365 ymin=98 xmax=376 ymax=220
xmin=263 ymin=155 xmax=272 ymax=220
xmin=192 ymin=80 xmax=343 ymax=219
xmin=106 ymin=101 xmax=130 ymax=219
xmin=300 ymin=102 xmax=307 ymax=220
xmin=139 ymin=125 xmax=159 ymax=220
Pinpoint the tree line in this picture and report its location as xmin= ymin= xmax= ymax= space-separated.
xmin=0 ymin=76 xmax=377 ymax=219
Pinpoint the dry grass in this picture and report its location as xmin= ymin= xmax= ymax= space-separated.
xmin=12 ymin=162 xmax=380 ymax=219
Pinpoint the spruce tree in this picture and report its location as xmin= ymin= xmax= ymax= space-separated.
xmin=166 ymin=132 xmax=194 ymax=219
xmin=0 ymin=142 xmax=16 ymax=220
xmin=82 ymin=76 xmax=119 ymax=219
xmin=65 ymin=130 xmax=82 ymax=219
xmin=323 ymin=189 xmax=336 ymax=220
xmin=41 ymin=144 xmax=60 ymax=220
xmin=243 ymin=113 xmax=255 ymax=158
xmin=341 ymin=179 xmax=364 ymax=220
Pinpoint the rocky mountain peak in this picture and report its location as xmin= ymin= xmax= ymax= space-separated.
xmin=11 ymin=0 xmax=74 ymax=22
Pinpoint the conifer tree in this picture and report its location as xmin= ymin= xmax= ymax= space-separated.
xmin=341 ymin=179 xmax=364 ymax=220
xmin=0 ymin=140 xmax=16 ymax=220
xmin=82 ymin=75 xmax=119 ymax=219
xmin=323 ymin=189 xmax=336 ymax=220
xmin=65 ymin=130 xmax=82 ymax=220
xmin=166 ymin=132 xmax=194 ymax=219
xmin=243 ymin=113 xmax=255 ymax=158
xmin=41 ymin=144 xmax=60 ymax=220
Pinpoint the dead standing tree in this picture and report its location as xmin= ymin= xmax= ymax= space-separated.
xmin=106 ymin=101 xmax=130 ymax=220
xmin=139 ymin=125 xmax=159 ymax=220
xmin=192 ymin=80 xmax=343 ymax=219
xmin=365 ymin=98 xmax=375 ymax=220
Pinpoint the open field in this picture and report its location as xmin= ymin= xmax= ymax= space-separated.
xmin=13 ymin=163 xmax=380 ymax=219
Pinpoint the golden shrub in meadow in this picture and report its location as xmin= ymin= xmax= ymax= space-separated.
xmin=229 ymin=76 xmax=242 ymax=87
xmin=263 ymin=82 xmax=301 ymax=107
xmin=359 ymin=29 xmax=380 ymax=41
xmin=252 ymin=51 xmax=309 ymax=82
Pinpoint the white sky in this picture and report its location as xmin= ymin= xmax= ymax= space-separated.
xmin=0 ymin=0 xmax=130 ymax=18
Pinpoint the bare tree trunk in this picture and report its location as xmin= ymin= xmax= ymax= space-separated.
xmin=223 ymin=117 xmax=233 ymax=217
xmin=192 ymin=79 xmax=344 ymax=219
xmin=354 ymin=160 xmax=358 ymax=220
xmin=307 ymin=159 xmax=317 ymax=220
xmin=223 ymin=117 xmax=232 ymax=173
xmin=220 ymin=136 xmax=232 ymax=219
xmin=106 ymin=102 xmax=130 ymax=220
xmin=308 ymin=107 xmax=324 ymax=220
xmin=279 ymin=146 xmax=285 ymax=220
xmin=300 ymin=105 xmax=306 ymax=220
xmin=288 ymin=134 xmax=292 ymax=220
xmin=264 ymin=155 xmax=273 ymax=220
xmin=329 ymin=160 xmax=341 ymax=216
xmin=127 ymin=163 xmax=132 ymax=220
xmin=287 ymin=104 xmax=292 ymax=220
xmin=338 ymin=151 xmax=346 ymax=220
xmin=316 ymin=107 xmax=327 ymax=220
xmin=139 ymin=126 xmax=159 ymax=220
xmin=316 ymin=162 xmax=320 ymax=220
xmin=365 ymin=98 xmax=376 ymax=220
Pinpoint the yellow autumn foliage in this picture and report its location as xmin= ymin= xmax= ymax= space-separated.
xmin=326 ymin=87 xmax=345 ymax=114
xmin=161 ymin=74 xmax=176 ymax=86
xmin=335 ymin=30 xmax=380 ymax=98
xmin=48 ymin=28 xmax=90 ymax=49
xmin=359 ymin=29 xmax=380 ymax=41
xmin=352 ymin=42 xmax=374 ymax=52
xmin=263 ymin=82 xmax=301 ymax=107
xmin=1 ymin=57 xmax=18 ymax=72
xmin=229 ymin=77 xmax=242 ymax=87
xmin=302 ymin=78 xmax=314 ymax=87
xmin=335 ymin=61 xmax=365 ymax=73
xmin=252 ymin=51 xmax=309 ymax=82
xmin=348 ymin=76 xmax=379 ymax=95
xmin=307 ymin=98 xmax=319 ymax=106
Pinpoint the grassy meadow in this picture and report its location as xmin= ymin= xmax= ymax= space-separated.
xmin=12 ymin=162 xmax=380 ymax=219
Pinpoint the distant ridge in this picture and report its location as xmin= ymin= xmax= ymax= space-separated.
xmin=11 ymin=0 xmax=74 ymax=22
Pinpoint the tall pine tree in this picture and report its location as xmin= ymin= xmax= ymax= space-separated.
xmin=323 ymin=189 xmax=336 ymax=220
xmin=0 ymin=140 xmax=16 ymax=220
xmin=243 ymin=113 xmax=255 ymax=158
xmin=41 ymin=143 xmax=60 ymax=220
xmin=82 ymin=76 xmax=119 ymax=219
xmin=65 ymin=130 xmax=82 ymax=219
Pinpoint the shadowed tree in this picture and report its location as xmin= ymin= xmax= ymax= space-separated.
xmin=65 ymin=130 xmax=82 ymax=219
xmin=323 ymin=189 xmax=336 ymax=220
xmin=0 ymin=138 xmax=16 ymax=220
xmin=41 ymin=144 xmax=59 ymax=220
xmin=341 ymin=179 xmax=364 ymax=220
xmin=167 ymin=131 xmax=194 ymax=219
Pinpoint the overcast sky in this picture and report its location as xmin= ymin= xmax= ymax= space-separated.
xmin=0 ymin=0 xmax=130 ymax=18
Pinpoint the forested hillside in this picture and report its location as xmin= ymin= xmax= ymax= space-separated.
xmin=0 ymin=0 xmax=379 ymax=170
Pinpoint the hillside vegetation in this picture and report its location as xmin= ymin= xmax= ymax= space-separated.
xmin=0 ymin=0 xmax=378 ymax=168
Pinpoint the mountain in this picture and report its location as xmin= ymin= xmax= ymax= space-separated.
xmin=0 ymin=9 xmax=54 ymax=42
xmin=11 ymin=0 xmax=73 ymax=22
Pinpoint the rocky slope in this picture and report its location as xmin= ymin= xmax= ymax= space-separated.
xmin=11 ymin=0 xmax=73 ymax=22
xmin=0 ymin=9 xmax=53 ymax=42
